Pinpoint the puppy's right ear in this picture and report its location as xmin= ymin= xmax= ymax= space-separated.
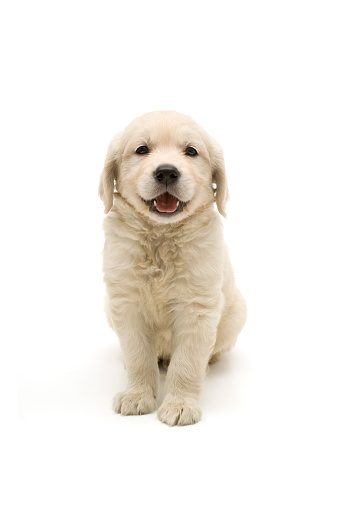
xmin=98 ymin=134 xmax=122 ymax=214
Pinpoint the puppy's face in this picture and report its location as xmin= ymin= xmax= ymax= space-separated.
xmin=100 ymin=111 xmax=228 ymax=223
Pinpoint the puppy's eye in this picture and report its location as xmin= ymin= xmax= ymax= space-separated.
xmin=136 ymin=146 xmax=149 ymax=155
xmin=185 ymin=146 xmax=198 ymax=156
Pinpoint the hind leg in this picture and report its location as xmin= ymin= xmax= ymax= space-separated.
xmin=210 ymin=288 xmax=247 ymax=364
xmin=156 ymin=328 xmax=172 ymax=368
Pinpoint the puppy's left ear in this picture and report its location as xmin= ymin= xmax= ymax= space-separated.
xmin=210 ymin=140 xmax=229 ymax=218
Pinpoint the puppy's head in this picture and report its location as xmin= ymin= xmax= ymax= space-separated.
xmin=99 ymin=111 xmax=229 ymax=223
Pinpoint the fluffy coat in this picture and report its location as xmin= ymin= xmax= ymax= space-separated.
xmin=99 ymin=111 xmax=246 ymax=426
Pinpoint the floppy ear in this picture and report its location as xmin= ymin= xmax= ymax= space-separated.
xmin=210 ymin=140 xmax=229 ymax=218
xmin=98 ymin=134 xmax=122 ymax=214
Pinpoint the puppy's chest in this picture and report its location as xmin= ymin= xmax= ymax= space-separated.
xmin=136 ymin=234 xmax=186 ymax=287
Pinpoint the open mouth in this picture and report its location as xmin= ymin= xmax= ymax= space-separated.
xmin=142 ymin=192 xmax=187 ymax=215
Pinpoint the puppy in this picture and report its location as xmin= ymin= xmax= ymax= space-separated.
xmin=99 ymin=111 xmax=246 ymax=426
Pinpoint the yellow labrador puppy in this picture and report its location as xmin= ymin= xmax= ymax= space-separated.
xmin=99 ymin=111 xmax=246 ymax=426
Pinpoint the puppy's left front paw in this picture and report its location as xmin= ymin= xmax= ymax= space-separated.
xmin=158 ymin=396 xmax=202 ymax=426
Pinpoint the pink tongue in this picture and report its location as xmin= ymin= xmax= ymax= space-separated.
xmin=155 ymin=193 xmax=178 ymax=213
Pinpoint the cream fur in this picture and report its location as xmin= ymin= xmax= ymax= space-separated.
xmin=99 ymin=111 xmax=246 ymax=426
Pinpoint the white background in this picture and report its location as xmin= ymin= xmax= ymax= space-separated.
xmin=3 ymin=0 xmax=338 ymax=507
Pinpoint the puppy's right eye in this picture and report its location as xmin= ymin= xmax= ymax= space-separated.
xmin=136 ymin=146 xmax=149 ymax=155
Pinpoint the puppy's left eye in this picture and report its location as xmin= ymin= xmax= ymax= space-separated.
xmin=185 ymin=147 xmax=198 ymax=156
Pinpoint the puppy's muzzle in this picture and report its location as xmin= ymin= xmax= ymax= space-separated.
xmin=153 ymin=165 xmax=180 ymax=186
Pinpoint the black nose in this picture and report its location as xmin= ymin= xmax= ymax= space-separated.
xmin=154 ymin=165 xmax=180 ymax=186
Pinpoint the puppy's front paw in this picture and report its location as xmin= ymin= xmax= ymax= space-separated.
xmin=113 ymin=389 xmax=157 ymax=415
xmin=158 ymin=396 xmax=202 ymax=426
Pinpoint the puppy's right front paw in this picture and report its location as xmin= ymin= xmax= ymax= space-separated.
xmin=113 ymin=389 xmax=157 ymax=416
